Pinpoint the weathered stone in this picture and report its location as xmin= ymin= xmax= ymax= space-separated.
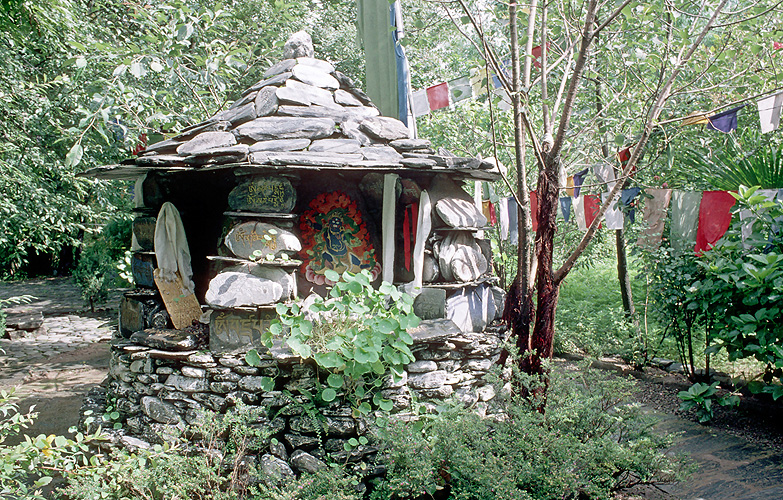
xmin=401 ymin=158 xmax=437 ymax=169
xmin=187 ymin=352 xmax=217 ymax=367
xmin=220 ymin=102 xmax=256 ymax=126
xmin=390 ymin=138 xmax=432 ymax=151
xmin=210 ymin=381 xmax=237 ymax=393
xmin=450 ymin=245 xmax=488 ymax=282
xmin=290 ymin=450 xmax=326 ymax=473
xmin=476 ymin=385 xmax=496 ymax=401
xmin=228 ymin=176 xmax=296 ymax=213
xmin=324 ymin=417 xmax=355 ymax=437
xmin=132 ymin=216 xmax=156 ymax=251
xmin=130 ymin=358 xmax=152 ymax=374
xmin=408 ymin=319 xmax=461 ymax=343
xmin=276 ymin=79 xmax=336 ymax=108
xmin=147 ymin=349 xmax=198 ymax=361
xmin=120 ymin=435 xmax=151 ymax=452
xmin=290 ymin=416 xmax=323 ymax=434
xmin=210 ymin=309 xmax=279 ymax=354
xmin=248 ymin=139 xmax=311 ymax=152
xmin=344 ymin=106 xmax=381 ymax=121
xmin=283 ymin=31 xmax=314 ymax=59
xmin=413 ymin=288 xmax=446 ymax=320
xmin=276 ymin=105 xmax=348 ymax=120
xmin=184 ymin=144 xmax=248 ymax=161
xmin=224 ymin=221 xmax=301 ymax=260
xmin=285 ymin=433 xmax=320 ymax=450
xmin=218 ymin=356 xmax=244 ymax=368
xmin=270 ymin=440 xmax=288 ymax=461
xmin=340 ymin=120 xmax=372 ymax=145
xmin=130 ymin=329 xmax=198 ymax=351
xmin=259 ymin=454 xmax=295 ymax=484
xmin=263 ymin=151 xmax=362 ymax=167
xmin=334 ymin=89 xmax=362 ymax=106
xmin=120 ymin=296 xmax=145 ymax=335
xmin=381 ymin=370 xmax=408 ymax=389
xmin=264 ymin=59 xmax=297 ymax=79
xmin=422 ymin=254 xmax=439 ymax=282
xmin=176 ymin=131 xmax=237 ymax=155
xmin=141 ymin=396 xmax=181 ymax=424
xmin=181 ymin=366 xmax=206 ymax=378
xmin=224 ymin=264 xmax=296 ymax=300
xmin=465 ymin=358 xmax=494 ymax=373
xmin=407 ymin=360 xmax=437 ymax=373
xmin=296 ymin=57 xmax=334 ymax=74
xmin=359 ymin=146 xmax=403 ymax=161
xmin=234 ymin=117 xmax=336 ymax=141
xmin=239 ymin=376 xmax=275 ymax=392
xmin=308 ymin=138 xmax=361 ymax=154
xmin=243 ymin=72 xmax=292 ymax=97
xmin=359 ymin=116 xmax=410 ymax=141
xmin=291 ymin=63 xmax=339 ymax=89
xmin=254 ymin=86 xmax=279 ymax=117
xmin=418 ymin=385 xmax=454 ymax=399
xmin=435 ymin=198 xmax=487 ymax=228
xmin=212 ymin=371 xmax=241 ymax=382
xmin=141 ymin=137 xmax=181 ymax=155
xmin=164 ymin=374 xmax=210 ymax=393
xmin=408 ymin=370 xmax=448 ymax=389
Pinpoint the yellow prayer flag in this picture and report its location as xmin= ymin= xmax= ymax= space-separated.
xmin=680 ymin=112 xmax=709 ymax=126
xmin=566 ymin=176 xmax=574 ymax=197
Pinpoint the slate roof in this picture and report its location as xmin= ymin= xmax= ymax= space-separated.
xmin=81 ymin=43 xmax=498 ymax=181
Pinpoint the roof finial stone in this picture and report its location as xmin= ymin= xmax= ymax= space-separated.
xmin=284 ymin=31 xmax=314 ymax=59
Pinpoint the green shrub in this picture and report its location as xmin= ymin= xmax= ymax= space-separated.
xmin=73 ymin=216 xmax=131 ymax=311
xmin=370 ymin=366 xmax=689 ymax=500
xmin=678 ymin=382 xmax=740 ymax=423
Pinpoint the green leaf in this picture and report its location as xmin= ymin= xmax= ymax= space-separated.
xmin=327 ymin=373 xmax=344 ymax=388
xmin=75 ymin=56 xmax=87 ymax=68
xmin=259 ymin=376 xmax=275 ymax=392
xmin=245 ymin=349 xmax=262 ymax=366
xmin=324 ymin=269 xmax=340 ymax=282
xmin=321 ymin=388 xmax=337 ymax=402
xmin=314 ymin=351 xmax=344 ymax=368
xmin=65 ymin=142 xmax=83 ymax=168
xmin=287 ymin=337 xmax=311 ymax=358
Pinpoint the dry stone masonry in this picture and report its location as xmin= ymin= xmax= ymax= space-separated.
xmin=80 ymin=31 xmax=509 ymax=480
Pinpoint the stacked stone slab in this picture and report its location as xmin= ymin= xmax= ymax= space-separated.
xmin=86 ymin=319 xmax=503 ymax=485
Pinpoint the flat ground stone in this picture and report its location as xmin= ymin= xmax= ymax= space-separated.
xmin=205 ymin=272 xmax=283 ymax=308
xmin=176 ymin=131 xmax=237 ymax=155
xmin=359 ymin=116 xmax=410 ymax=141
xmin=234 ymin=117 xmax=336 ymax=141
xmin=228 ymin=176 xmax=296 ymax=213
xmin=224 ymin=221 xmax=301 ymax=260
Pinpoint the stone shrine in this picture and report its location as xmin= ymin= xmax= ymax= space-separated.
xmin=80 ymin=31 xmax=508 ymax=481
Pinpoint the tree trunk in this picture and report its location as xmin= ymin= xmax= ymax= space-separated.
xmin=615 ymin=229 xmax=635 ymax=316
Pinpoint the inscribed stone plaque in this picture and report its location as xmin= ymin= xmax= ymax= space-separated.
xmin=119 ymin=296 xmax=145 ymax=336
xmin=228 ymin=176 xmax=296 ymax=213
xmin=132 ymin=217 xmax=156 ymax=251
xmin=209 ymin=309 xmax=277 ymax=354
xmin=153 ymin=269 xmax=202 ymax=330
xmin=131 ymin=253 xmax=156 ymax=288
xmin=225 ymin=222 xmax=301 ymax=260
xmin=413 ymin=288 xmax=446 ymax=320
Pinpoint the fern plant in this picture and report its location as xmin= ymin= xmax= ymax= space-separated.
xmin=681 ymin=138 xmax=783 ymax=190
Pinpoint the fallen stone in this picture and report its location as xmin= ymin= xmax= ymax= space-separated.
xmin=176 ymin=131 xmax=237 ymax=155
xmin=359 ymin=116 xmax=410 ymax=141
xmin=233 ymin=117 xmax=336 ymax=141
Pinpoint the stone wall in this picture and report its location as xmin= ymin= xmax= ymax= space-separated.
xmin=88 ymin=319 xmax=504 ymax=478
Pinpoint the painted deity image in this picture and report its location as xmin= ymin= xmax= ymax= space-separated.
xmin=299 ymin=191 xmax=381 ymax=285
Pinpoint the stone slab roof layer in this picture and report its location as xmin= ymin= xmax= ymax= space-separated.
xmin=79 ymin=32 xmax=499 ymax=182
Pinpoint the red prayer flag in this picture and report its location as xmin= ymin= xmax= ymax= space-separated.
xmin=695 ymin=191 xmax=736 ymax=255
xmin=426 ymin=82 xmax=450 ymax=111
xmin=774 ymin=41 xmax=783 ymax=50
xmin=584 ymin=194 xmax=602 ymax=229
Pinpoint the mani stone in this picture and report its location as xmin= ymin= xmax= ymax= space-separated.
xmin=233 ymin=117 xmax=336 ymax=141
xmin=228 ymin=176 xmax=296 ymax=213
xmin=224 ymin=263 xmax=296 ymax=299
xmin=132 ymin=216 xmax=156 ymax=251
xmin=291 ymin=63 xmax=339 ymax=90
xmin=359 ymin=116 xmax=410 ymax=141
xmin=422 ymin=254 xmax=440 ymax=282
xmin=413 ymin=288 xmax=446 ymax=320
xmin=249 ymin=139 xmax=311 ymax=152
xmin=435 ymin=198 xmax=488 ymax=228
xmin=131 ymin=252 xmax=156 ymax=288
xmin=439 ymin=232 xmax=487 ymax=282
xmin=225 ymin=221 xmax=302 ymax=260
xmin=176 ymin=131 xmax=237 ymax=155
xmin=210 ymin=308 xmax=277 ymax=354
xmin=120 ymin=296 xmax=145 ymax=335
xmin=130 ymin=328 xmax=199 ymax=351
xmin=205 ymin=272 xmax=283 ymax=308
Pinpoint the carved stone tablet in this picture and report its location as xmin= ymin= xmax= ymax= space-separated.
xmin=209 ymin=309 xmax=277 ymax=353
xmin=225 ymin=222 xmax=302 ymax=260
xmin=228 ymin=176 xmax=296 ymax=213
xmin=205 ymin=272 xmax=283 ymax=308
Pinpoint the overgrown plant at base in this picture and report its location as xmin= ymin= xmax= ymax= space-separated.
xmin=245 ymin=269 xmax=419 ymax=417
xmin=677 ymin=381 xmax=740 ymax=424
xmin=369 ymin=363 xmax=689 ymax=500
